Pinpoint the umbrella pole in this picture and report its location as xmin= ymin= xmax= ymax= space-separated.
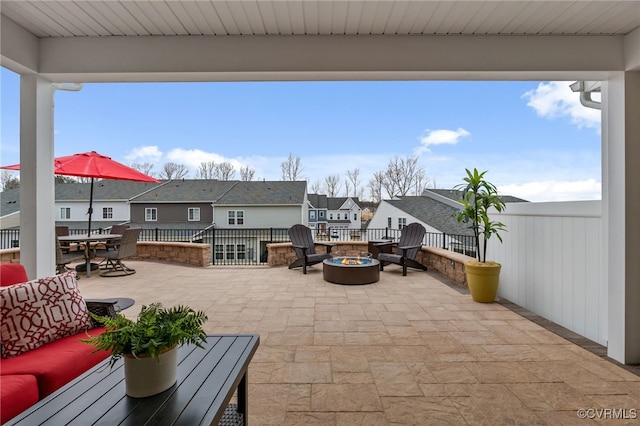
xmin=87 ymin=177 xmax=94 ymax=237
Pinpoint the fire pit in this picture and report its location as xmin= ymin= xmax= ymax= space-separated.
xmin=322 ymin=251 xmax=380 ymax=285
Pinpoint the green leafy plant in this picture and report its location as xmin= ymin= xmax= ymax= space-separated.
xmin=455 ymin=168 xmax=507 ymax=262
xmin=84 ymin=303 xmax=208 ymax=367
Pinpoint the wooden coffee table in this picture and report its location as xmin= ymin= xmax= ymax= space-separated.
xmin=6 ymin=334 xmax=260 ymax=426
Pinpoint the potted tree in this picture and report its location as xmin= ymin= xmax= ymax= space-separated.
xmin=455 ymin=168 xmax=507 ymax=303
xmin=84 ymin=303 xmax=208 ymax=397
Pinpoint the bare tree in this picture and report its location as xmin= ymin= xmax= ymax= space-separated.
xmin=280 ymin=153 xmax=303 ymax=181
xmin=55 ymin=176 xmax=77 ymax=184
xmin=1 ymin=171 xmax=19 ymax=191
xmin=413 ymin=168 xmax=430 ymax=195
xmin=130 ymin=162 xmax=155 ymax=177
xmin=324 ymin=174 xmax=341 ymax=197
xmin=383 ymin=155 xmax=424 ymax=197
xmin=346 ymin=168 xmax=363 ymax=199
xmin=310 ymin=180 xmax=322 ymax=194
xmin=344 ymin=180 xmax=352 ymax=197
xmin=240 ymin=165 xmax=255 ymax=181
xmin=159 ymin=162 xmax=189 ymax=180
xmin=214 ymin=162 xmax=235 ymax=180
xmin=367 ymin=171 xmax=385 ymax=203
xmin=195 ymin=161 xmax=216 ymax=179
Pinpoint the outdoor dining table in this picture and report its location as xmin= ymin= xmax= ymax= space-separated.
xmin=58 ymin=233 xmax=122 ymax=278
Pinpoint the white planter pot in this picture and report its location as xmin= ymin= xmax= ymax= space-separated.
xmin=124 ymin=346 xmax=178 ymax=398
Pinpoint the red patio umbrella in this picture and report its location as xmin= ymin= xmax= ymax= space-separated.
xmin=1 ymin=151 xmax=160 ymax=236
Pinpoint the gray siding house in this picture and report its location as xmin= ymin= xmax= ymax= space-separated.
xmin=129 ymin=180 xmax=237 ymax=230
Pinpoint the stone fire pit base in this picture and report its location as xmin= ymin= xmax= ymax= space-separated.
xmin=322 ymin=258 xmax=380 ymax=285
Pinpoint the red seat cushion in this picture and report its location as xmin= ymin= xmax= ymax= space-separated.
xmin=0 ymin=327 xmax=110 ymax=397
xmin=0 ymin=374 xmax=39 ymax=424
xmin=0 ymin=263 xmax=28 ymax=287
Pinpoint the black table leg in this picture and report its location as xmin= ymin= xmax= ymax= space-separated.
xmin=237 ymin=371 xmax=248 ymax=425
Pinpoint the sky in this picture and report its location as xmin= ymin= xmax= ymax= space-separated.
xmin=1 ymin=67 xmax=602 ymax=202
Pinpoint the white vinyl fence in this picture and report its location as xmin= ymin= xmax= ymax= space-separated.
xmin=490 ymin=201 xmax=605 ymax=345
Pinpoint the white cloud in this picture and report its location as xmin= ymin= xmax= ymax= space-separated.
xmin=125 ymin=145 xmax=163 ymax=163
xmin=499 ymin=179 xmax=601 ymax=202
xmin=416 ymin=128 xmax=470 ymax=154
xmin=522 ymin=81 xmax=601 ymax=132
xmin=166 ymin=148 xmax=226 ymax=166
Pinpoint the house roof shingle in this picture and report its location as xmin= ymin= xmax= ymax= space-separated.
xmin=216 ymin=181 xmax=307 ymax=205
xmin=386 ymin=196 xmax=475 ymax=236
xmin=56 ymin=181 xmax=162 ymax=201
xmin=130 ymin=180 xmax=237 ymax=203
xmin=0 ymin=187 xmax=20 ymax=217
xmin=425 ymin=188 xmax=529 ymax=204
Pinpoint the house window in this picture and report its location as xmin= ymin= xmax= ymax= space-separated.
xmin=145 ymin=208 xmax=157 ymax=221
xmin=319 ymin=211 xmax=325 ymax=218
xmin=310 ymin=211 xmax=316 ymax=220
xmin=353 ymin=213 xmax=357 ymax=221
xmin=60 ymin=207 xmax=71 ymax=220
xmin=214 ymin=244 xmax=224 ymax=260
xmin=237 ymin=244 xmax=246 ymax=260
xmin=398 ymin=218 xmax=407 ymax=229
xmin=329 ymin=213 xmax=333 ymax=220
xmin=228 ymin=210 xmax=245 ymax=225
xmin=103 ymin=207 xmax=113 ymax=219
xmin=387 ymin=217 xmax=392 ymax=228
xmin=226 ymin=244 xmax=235 ymax=260
xmin=337 ymin=213 xmax=341 ymax=220
xmin=188 ymin=207 xmax=200 ymax=221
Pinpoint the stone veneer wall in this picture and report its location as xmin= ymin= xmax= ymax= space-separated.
xmin=0 ymin=242 xmax=211 ymax=268
xmin=131 ymin=242 xmax=211 ymax=267
xmin=267 ymin=242 xmax=472 ymax=288
xmin=0 ymin=248 xmax=20 ymax=264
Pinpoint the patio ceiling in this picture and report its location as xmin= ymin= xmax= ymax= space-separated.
xmin=3 ymin=1 xmax=639 ymax=82
xmin=2 ymin=1 xmax=639 ymax=38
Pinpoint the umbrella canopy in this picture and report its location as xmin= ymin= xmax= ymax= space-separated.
xmin=1 ymin=151 xmax=159 ymax=236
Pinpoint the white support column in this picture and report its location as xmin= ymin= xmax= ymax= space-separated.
xmin=603 ymin=71 xmax=640 ymax=364
xmin=19 ymin=75 xmax=56 ymax=279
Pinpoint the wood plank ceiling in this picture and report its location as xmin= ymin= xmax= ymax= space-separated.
xmin=2 ymin=1 xmax=639 ymax=39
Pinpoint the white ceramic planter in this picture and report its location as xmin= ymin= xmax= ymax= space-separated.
xmin=124 ymin=346 xmax=178 ymax=398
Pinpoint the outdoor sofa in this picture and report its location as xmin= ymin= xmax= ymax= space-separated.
xmin=0 ymin=264 xmax=113 ymax=424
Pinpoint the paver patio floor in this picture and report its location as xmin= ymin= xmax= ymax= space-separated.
xmin=76 ymin=261 xmax=640 ymax=425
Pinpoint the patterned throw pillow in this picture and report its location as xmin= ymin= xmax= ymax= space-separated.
xmin=0 ymin=271 xmax=93 ymax=358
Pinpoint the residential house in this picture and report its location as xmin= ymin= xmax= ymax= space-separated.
xmin=213 ymin=181 xmax=308 ymax=262
xmin=307 ymin=195 xmax=362 ymax=239
xmin=306 ymin=194 xmax=328 ymax=234
xmin=55 ymin=181 xmax=162 ymax=231
xmin=0 ymin=187 xmax=20 ymax=230
xmin=128 ymin=179 xmax=238 ymax=231
xmin=129 ymin=179 xmax=308 ymax=263
xmin=369 ymin=189 xmax=527 ymax=255
xmin=0 ymin=181 xmax=162 ymax=232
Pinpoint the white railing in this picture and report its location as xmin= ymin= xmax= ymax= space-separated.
xmin=490 ymin=201 xmax=605 ymax=345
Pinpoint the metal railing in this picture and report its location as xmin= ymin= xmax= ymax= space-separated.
xmin=1 ymin=226 xmax=476 ymax=265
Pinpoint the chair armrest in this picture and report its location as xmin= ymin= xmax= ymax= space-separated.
xmin=397 ymin=244 xmax=423 ymax=256
xmin=85 ymin=300 xmax=118 ymax=327
xmin=315 ymin=242 xmax=335 ymax=247
xmin=398 ymin=244 xmax=422 ymax=250
xmin=373 ymin=241 xmax=395 ymax=248
xmin=315 ymin=242 xmax=335 ymax=253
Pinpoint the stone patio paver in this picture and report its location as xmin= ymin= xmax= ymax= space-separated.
xmin=75 ymin=260 xmax=640 ymax=425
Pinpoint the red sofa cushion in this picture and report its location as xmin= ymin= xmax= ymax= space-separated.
xmin=0 ymin=263 xmax=28 ymax=287
xmin=0 ymin=374 xmax=39 ymax=424
xmin=0 ymin=327 xmax=110 ymax=398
